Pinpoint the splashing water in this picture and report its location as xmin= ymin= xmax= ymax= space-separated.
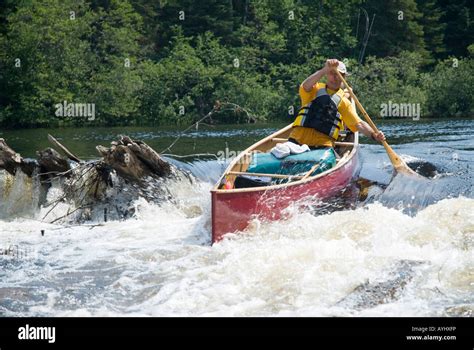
xmin=0 ymin=119 xmax=473 ymax=316
xmin=0 ymin=160 xmax=472 ymax=317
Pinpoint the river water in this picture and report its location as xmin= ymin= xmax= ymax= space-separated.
xmin=0 ymin=118 xmax=473 ymax=316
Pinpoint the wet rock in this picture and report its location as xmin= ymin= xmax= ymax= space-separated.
xmin=336 ymin=260 xmax=426 ymax=311
xmin=444 ymin=304 xmax=474 ymax=317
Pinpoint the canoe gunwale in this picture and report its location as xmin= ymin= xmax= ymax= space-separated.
xmin=211 ymin=124 xmax=359 ymax=194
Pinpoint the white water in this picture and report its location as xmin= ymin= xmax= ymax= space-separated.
xmin=0 ymin=171 xmax=472 ymax=317
xmin=1 ymin=119 xmax=473 ymax=316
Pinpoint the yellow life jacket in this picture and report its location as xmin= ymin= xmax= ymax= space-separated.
xmin=293 ymin=84 xmax=345 ymax=140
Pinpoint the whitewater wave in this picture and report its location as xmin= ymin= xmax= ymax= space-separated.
xmin=0 ymin=186 xmax=472 ymax=316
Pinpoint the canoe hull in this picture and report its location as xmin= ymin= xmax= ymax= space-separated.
xmin=211 ymin=150 xmax=361 ymax=243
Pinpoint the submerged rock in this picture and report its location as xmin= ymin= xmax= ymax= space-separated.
xmin=336 ymin=260 xmax=426 ymax=311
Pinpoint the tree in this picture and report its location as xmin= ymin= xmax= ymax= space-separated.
xmin=138 ymin=31 xmax=225 ymax=125
xmin=416 ymin=0 xmax=446 ymax=62
xmin=88 ymin=0 xmax=144 ymax=124
xmin=350 ymin=51 xmax=428 ymax=117
xmin=155 ymin=0 xmax=234 ymax=53
xmin=0 ymin=0 xmax=95 ymax=127
xmin=425 ymin=58 xmax=474 ymax=117
xmin=359 ymin=0 xmax=427 ymax=59
xmin=438 ymin=0 xmax=473 ymax=58
xmin=0 ymin=0 xmax=146 ymax=127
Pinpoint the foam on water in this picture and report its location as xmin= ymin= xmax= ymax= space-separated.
xmin=1 ymin=119 xmax=473 ymax=316
xmin=0 ymin=172 xmax=472 ymax=316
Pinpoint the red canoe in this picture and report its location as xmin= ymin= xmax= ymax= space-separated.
xmin=211 ymin=123 xmax=361 ymax=243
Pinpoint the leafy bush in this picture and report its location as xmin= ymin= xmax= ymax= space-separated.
xmin=0 ymin=0 xmax=472 ymax=128
xmin=349 ymin=52 xmax=428 ymax=118
xmin=423 ymin=58 xmax=474 ymax=117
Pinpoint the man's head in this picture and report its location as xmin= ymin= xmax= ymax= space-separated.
xmin=327 ymin=61 xmax=348 ymax=90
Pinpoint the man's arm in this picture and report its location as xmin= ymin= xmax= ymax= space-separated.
xmin=302 ymin=59 xmax=339 ymax=92
xmin=356 ymin=121 xmax=386 ymax=142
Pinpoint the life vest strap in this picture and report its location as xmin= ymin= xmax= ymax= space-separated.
xmin=317 ymin=86 xmax=343 ymax=108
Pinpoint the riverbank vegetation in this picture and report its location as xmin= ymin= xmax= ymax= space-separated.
xmin=0 ymin=0 xmax=473 ymax=128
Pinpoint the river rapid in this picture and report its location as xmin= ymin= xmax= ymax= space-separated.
xmin=0 ymin=118 xmax=472 ymax=316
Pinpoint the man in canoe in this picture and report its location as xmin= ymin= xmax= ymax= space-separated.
xmin=290 ymin=59 xmax=385 ymax=148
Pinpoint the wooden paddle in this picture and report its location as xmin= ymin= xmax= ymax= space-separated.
xmin=301 ymin=162 xmax=321 ymax=180
xmin=333 ymin=68 xmax=421 ymax=177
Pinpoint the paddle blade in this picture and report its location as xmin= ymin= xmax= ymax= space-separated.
xmin=382 ymin=142 xmax=424 ymax=178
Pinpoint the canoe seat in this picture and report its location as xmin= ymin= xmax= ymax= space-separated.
xmin=272 ymin=139 xmax=354 ymax=147
xmin=334 ymin=141 xmax=354 ymax=146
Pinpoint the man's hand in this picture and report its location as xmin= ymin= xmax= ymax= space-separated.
xmin=324 ymin=59 xmax=339 ymax=72
xmin=356 ymin=121 xmax=386 ymax=143
xmin=372 ymin=131 xmax=386 ymax=142
xmin=302 ymin=58 xmax=339 ymax=92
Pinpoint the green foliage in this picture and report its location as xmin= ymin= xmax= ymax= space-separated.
xmin=0 ymin=0 xmax=472 ymax=129
xmin=359 ymin=0 xmax=428 ymax=59
xmin=437 ymin=0 xmax=473 ymax=58
xmin=468 ymin=44 xmax=474 ymax=57
xmin=88 ymin=0 xmax=144 ymax=124
xmin=0 ymin=0 xmax=95 ymax=127
xmin=138 ymin=31 xmax=288 ymax=125
xmin=155 ymin=0 xmax=234 ymax=50
xmin=0 ymin=0 xmax=145 ymax=127
xmin=350 ymin=52 xmax=428 ymax=117
xmin=416 ymin=0 xmax=446 ymax=62
xmin=348 ymin=52 xmax=474 ymax=118
xmin=424 ymin=58 xmax=474 ymax=117
xmin=138 ymin=34 xmax=225 ymax=125
xmin=212 ymin=70 xmax=286 ymax=122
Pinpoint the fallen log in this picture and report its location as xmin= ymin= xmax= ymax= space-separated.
xmin=37 ymin=148 xmax=71 ymax=176
xmin=0 ymin=135 xmax=175 ymax=224
xmin=97 ymin=135 xmax=171 ymax=181
xmin=48 ymin=134 xmax=82 ymax=163
xmin=0 ymin=138 xmax=23 ymax=175
xmin=0 ymin=139 xmax=37 ymax=177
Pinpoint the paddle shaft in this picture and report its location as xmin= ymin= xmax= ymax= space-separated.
xmin=333 ymin=68 xmax=418 ymax=175
xmin=334 ymin=71 xmax=380 ymax=134
xmin=301 ymin=162 xmax=320 ymax=180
